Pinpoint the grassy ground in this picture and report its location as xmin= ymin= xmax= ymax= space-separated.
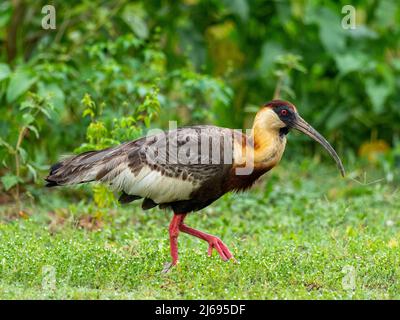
xmin=0 ymin=160 xmax=399 ymax=299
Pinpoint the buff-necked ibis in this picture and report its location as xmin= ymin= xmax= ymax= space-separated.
xmin=46 ymin=100 xmax=345 ymax=271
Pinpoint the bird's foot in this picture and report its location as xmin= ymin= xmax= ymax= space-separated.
xmin=206 ymin=236 xmax=236 ymax=262
xmin=162 ymin=261 xmax=178 ymax=273
xmin=162 ymin=262 xmax=173 ymax=273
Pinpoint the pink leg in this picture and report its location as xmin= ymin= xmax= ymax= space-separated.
xmin=168 ymin=213 xmax=186 ymax=267
xmin=163 ymin=213 xmax=235 ymax=272
xmin=178 ymin=216 xmax=234 ymax=262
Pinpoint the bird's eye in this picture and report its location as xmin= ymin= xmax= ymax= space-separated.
xmin=280 ymin=109 xmax=288 ymax=116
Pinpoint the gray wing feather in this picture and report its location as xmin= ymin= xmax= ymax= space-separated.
xmin=46 ymin=126 xmax=240 ymax=204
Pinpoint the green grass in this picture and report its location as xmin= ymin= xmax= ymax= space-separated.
xmin=0 ymin=161 xmax=399 ymax=299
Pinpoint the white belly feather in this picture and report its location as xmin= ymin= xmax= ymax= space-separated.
xmin=107 ymin=165 xmax=197 ymax=203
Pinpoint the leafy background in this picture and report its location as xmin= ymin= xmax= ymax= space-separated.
xmin=0 ymin=0 xmax=400 ymax=299
xmin=0 ymin=0 xmax=400 ymax=200
xmin=1 ymin=0 xmax=399 ymax=202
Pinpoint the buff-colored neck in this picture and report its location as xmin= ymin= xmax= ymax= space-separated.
xmin=250 ymin=108 xmax=287 ymax=167
xmin=233 ymin=108 xmax=287 ymax=169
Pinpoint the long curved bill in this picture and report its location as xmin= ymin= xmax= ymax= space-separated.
xmin=291 ymin=115 xmax=345 ymax=177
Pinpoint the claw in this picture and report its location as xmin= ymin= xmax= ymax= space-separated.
xmin=162 ymin=262 xmax=174 ymax=273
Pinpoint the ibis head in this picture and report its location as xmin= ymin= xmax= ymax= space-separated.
xmin=263 ymin=100 xmax=345 ymax=177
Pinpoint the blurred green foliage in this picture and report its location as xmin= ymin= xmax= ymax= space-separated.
xmin=0 ymin=0 xmax=399 ymax=198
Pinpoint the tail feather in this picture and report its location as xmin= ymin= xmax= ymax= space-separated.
xmin=45 ymin=180 xmax=59 ymax=187
xmin=45 ymin=146 xmax=127 ymax=187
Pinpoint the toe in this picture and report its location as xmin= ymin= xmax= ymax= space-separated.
xmin=162 ymin=261 xmax=178 ymax=273
xmin=216 ymin=239 xmax=235 ymax=261
xmin=213 ymin=240 xmax=229 ymax=261
xmin=207 ymin=244 xmax=213 ymax=257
